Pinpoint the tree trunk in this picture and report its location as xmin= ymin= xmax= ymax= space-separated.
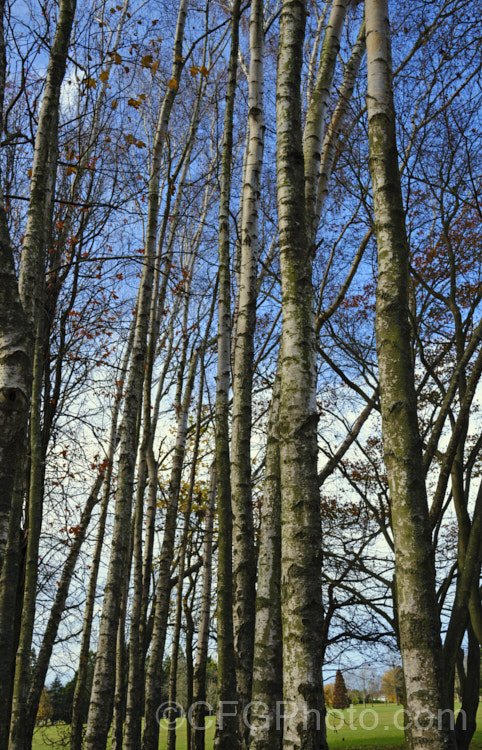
xmin=124 ymin=60 xmax=207 ymax=750
xmin=454 ymin=625 xmax=480 ymax=750
xmin=230 ymin=0 xmax=265 ymax=745
xmin=303 ymin=0 xmax=350 ymax=246
xmin=3 ymin=4 xmax=75 ymax=747
xmin=111 ymin=566 xmax=130 ymax=750
xmin=276 ymin=1 xmax=325 ymax=747
xmin=191 ymin=462 xmax=216 ymax=750
xmin=315 ymin=18 xmax=366 ymax=223
xmin=84 ymin=3 xmax=187 ymax=745
xmin=166 ymin=370 xmax=204 ymax=750
xmin=69 ymin=325 xmax=132 ymax=750
xmin=249 ymin=368 xmax=283 ymax=750
xmin=184 ymin=576 xmax=196 ymax=750
xmin=24 ymin=473 xmax=103 ymax=744
xmin=213 ymin=2 xmax=241 ymax=749
xmin=0 ymin=477 xmax=25 ymax=750
xmin=214 ymin=0 xmax=241 ymax=750
xmin=142 ymin=345 xmax=200 ymax=750
xmin=0 ymin=223 xmax=30 ymax=568
xmin=365 ymin=2 xmax=456 ymax=749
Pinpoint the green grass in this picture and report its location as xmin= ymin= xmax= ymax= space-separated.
xmin=31 ymin=717 xmax=217 ymax=750
xmin=32 ymin=704 xmax=482 ymax=749
xmin=325 ymin=703 xmax=482 ymax=749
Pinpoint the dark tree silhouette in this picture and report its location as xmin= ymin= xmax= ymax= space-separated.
xmin=332 ymin=670 xmax=350 ymax=710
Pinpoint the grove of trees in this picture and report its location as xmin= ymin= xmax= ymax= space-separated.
xmin=0 ymin=0 xmax=481 ymax=749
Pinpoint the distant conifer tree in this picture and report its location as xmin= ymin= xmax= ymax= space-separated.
xmin=332 ymin=670 xmax=350 ymax=709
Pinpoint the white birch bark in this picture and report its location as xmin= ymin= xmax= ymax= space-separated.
xmin=142 ymin=344 xmax=201 ymax=750
xmin=0 ymin=209 xmax=30 ymax=567
xmin=365 ymin=2 xmax=456 ymax=749
xmin=69 ymin=325 xmax=134 ymax=750
xmin=111 ymin=560 xmax=130 ymax=750
xmin=315 ymin=18 xmax=366 ymax=222
xmin=84 ymin=3 xmax=188 ymax=747
xmin=191 ymin=462 xmax=216 ymax=750
xmin=276 ymin=1 xmax=325 ymax=747
xmin=166 ymin=376 xmax=204 ymax=750
xmin=123 ymin=62 xmax=207 ymax=750
xmin=213 ymin=1 xmax=241 ymax=748
xmin=230 ymin=0 xmax=265 ymax=745
xmin=303 ymin=0 xmax=350 ymax=247
xmin=7 ymin=4 xmax=76 ymax=747
xmin=249 ymin=368 xmax=282 ymax=750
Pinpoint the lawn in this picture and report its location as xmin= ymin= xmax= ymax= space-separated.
xmin=325 ymin=703 xmax=482 ymax=749
xmin=32 ymin=703 xmax=482 ymax=749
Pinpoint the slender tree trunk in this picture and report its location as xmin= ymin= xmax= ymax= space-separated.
xmin=303 ymin=0 xmax=350 ymax=246
xmin=166 ymin=532 xmax=190 ymax=750
xmin=365 ymin=2 xmax=456 ymax=749
xmin=454 ymin=624 xmax=480 ymax=750
xmin=315 ymin=18 xmax=366 ymax=222
xmin=249 ymin=368 xmax=283 ymax=750
xmin=9 ymin=318 xmax=47 ymax=750
xmin=191 ymin=462 xmax=216 ymax=750
xmin=0 ymin=221 xmax=30 ymax=568
xmin=24 ymin=473 xmax=103 ymax=743
xmin=111 ymin=564 xmax=130 ymax=750
xmin=213 ymin=1 xmax=241 ymax=748
xmin=2 ymin=4 xmax=75 ymax=746
xmin=69 ymin=325 xmax=133 ymax=750
xmin=142 ymin=345 xmax=200 ymax=750
xmin=166 ymin=370 xmax=204 ymax=750
xmin=276 ymin=1 xmax=325 ymax=748
xmin=230 ymin=0 xmax=265 ymax=745
xmin=0 ymin=476 xmax=25 ymax=750
xmin=124 ymin=60 xmax=207 ymax=750
xmin=84 ymin=3 xmax=187 ymax=745
xmin=184 ymin=577 xmax=195 ymax=750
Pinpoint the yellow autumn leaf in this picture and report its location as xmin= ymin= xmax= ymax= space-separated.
xmin=109 ymin=51 xmax=122 ymax=64
xmin=111 ymin=100 xmax=118 ymax=110
xmin=99 ymin=70 xmax=109 ymax=83
xmin=127 ymin=98 xmax=141 ymax=109
xmin=151 ymin=60 xmax=159 ymax=75
xmin=86 ymin=77 xmax=97 ymax=89
xmin=199 ymin=65 xmax=209 ymax=77
xmin=190 ymin=65 xmax=199 ymax=77
xmin=125 ymin=133 xmax=137 ymax=144
xmin=140 ymin=54 xmax=153 ymax=68
xmin=175 ymin=54 xmax=184 ymax=62
xmin=167 ymin=78 xmax=178 ymax=90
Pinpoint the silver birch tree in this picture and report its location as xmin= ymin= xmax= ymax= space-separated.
xmin=276 ymin=0 xmax=324 ymax=747
xmin=84 ymin=1 xmax=188 ymax=745
xmin=191 ymin=461 xmax=216 ymax=750
xmin=213 ymin=0 xmax=241 ymax=747
xmin=365 ymin=1 xmax=457 ymax=749
xmin=249 ymin=368 xmax=283 ymax=750
xmin=230 ymin=0 xmax=265 ymax=744
xmin=7 ymin=3 xmax=77 ymax=747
